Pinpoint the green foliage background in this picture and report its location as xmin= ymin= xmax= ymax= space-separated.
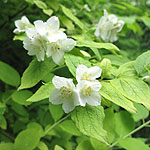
xmin=0 ymin=0 xmax=150 ymax=150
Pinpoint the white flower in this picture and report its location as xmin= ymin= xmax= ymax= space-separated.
xmin=20 ymin=16 xmax=76 ymax=63
xmin=34 ymin=16 xmax=67 ymax=42
xmin=95 ymin=9 xmax=124 ymax=42
xmin=23 ymin=28 xmax=47 ymax=61
xmin=14 ymin=16 xmax=31 ymax=34
xmin=46 ymin=38 xmax=76 ymax=65
xmin=76 ymin=64 xmax=102 ymax=82
xmin=77 ymin=80 xmax=102 ymax=106
xmin=49 ymin=76 xmax=81 ymax=113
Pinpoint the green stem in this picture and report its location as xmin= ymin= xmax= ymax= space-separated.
xmin=44 ymin=114 xmax=70 ymax=135
xmin=51 ymin=65 xmax=66 ymax=73
xmin=108 ymin=120 xmax=150 ymax=149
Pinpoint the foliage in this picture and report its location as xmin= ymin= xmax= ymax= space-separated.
xmin=0 ymin=0 xmax=150 ymax=150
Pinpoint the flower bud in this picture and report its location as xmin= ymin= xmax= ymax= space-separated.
xmin=100 ymin=58 xmax=112 ymax=78
xmin=142 ymin=76 xmax=150 ymax=83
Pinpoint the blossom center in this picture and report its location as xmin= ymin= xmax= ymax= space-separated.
xmin=20 ymin=23 xmax=26 ymax=30
xmin=82 ymin=73 xmax=91 ymax=81
xmin=60 ymin=86 xmax=72 ymax=98
xmin=52 ymin=43 xmax=60 ymax=52
xmin=82 ymin=86 xmax=92 ymax=96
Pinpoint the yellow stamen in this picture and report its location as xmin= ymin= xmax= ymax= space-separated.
xmin=60 ymin=86 xmax=72 ymax=98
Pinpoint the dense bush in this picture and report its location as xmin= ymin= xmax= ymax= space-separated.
xmin=0 ymin=0 xmax=150 ymax=150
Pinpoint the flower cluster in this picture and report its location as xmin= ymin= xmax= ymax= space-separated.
xmin=49 ymin=64 xmax=102 ymax=113
xmin=95 ymin=9 xmax=124 ymax=43
xmin=14 ymin=16 xmax=76 ymax=65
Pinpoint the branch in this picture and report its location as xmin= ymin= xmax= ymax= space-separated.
xmin=44 ymin=114 xmax=70 ymax=135
xmin=0 ymin=129 xmax=14 ymax=141
xmin=0 ymin=4 xmax=28 ymax=29
xmin=107 ymin=120 xmax=150 ymax=149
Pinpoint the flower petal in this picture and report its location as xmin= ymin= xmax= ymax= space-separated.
xmin=36 ymin=49 xmax=45 ymax=61
xmin=26 ymin=28 xmax=38 ymax=39
xmin=86 ymin=92 xmax=101 ymax=106
xmin=76 ymin=64 xmax=88 ymax=82
xmin=116 ymin=20 xmax=124 ymax=32
xmin=87 ymin=66 xmax=102 ymax=80
xmin=47 ymin=16 xmax=60 ymax=31
xmin=49 ymin=89 xmax=63 ymax=104
xmin=52 ymin=51 xmax=64 ymax=65
xmin=100 ymin=21 xmax=113 ymax=42
xmin=52 ymin=75 xmax=75 ymax=89
xmin=89 ymin=81 xmax=102 ymax=91
xmin=108 ymin=14 xmax=118 ymax=24
xmin=104 ymin=9 xmax=108 ymax=16
xmin=23 ymin=38 xmax=36 ymax=55
xmin=46 ymin=44 xmax=53 ymax=57
xmin=62 ymin=99 xmax=75 ymax=113
xmin=13 ymin=28 xmax=20 ymax=34
xmin=48 ymin=31 xmax=67 ymax=43
xmin=61 ymin=38 xmax=76 ymax=52
xmin=34 ymin=20 xmax=46 ymax=36
xmin=21 ymin=16 xmax=30 ymax=25
xmin=77 ymin=80 xmax=102 ymax=92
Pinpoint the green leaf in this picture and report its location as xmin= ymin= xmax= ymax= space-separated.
xmin=43 ymin=9 xmax=53 ymax=16
xmin=12 ymin=90 xmax=32 ymax=105
xmin=76 ymin=140 xmax=93 ymax=150
xmin=131 ymin=103 xmax=149 ymax=122
xmin=115 ymin=111 xmax=135 ymax=137
xmin=0 ymin=61 xmax=20 ymax=87
xmin=0 ymin=102 xmax=6 ymax=118
xmin=64 ymin=53 xmax=91 ymax=77
xmin=71 ymin=105 xmax=109 ymax=145
xmin=76 ymin=40 xmax=120 ymax=54
xmin=59 ymin=120 xmax=82 ymax=136
xmin=49 ymin=103 xmax=64 ymax=122
xmin=25 ymin=0 xmax=34 ymax=4
xmin=91 ymin=47 xmax=101 ymax=61
xmin=104 ymin=54 xmax=130 ymax=66
xmin=103 ymin=108 xmax=115 ymax=143
xmin=0 ymin=143 xmax=14 ymax=150
xmin=14 ymin=129 xmax=41 ymax=150
xmin=116 ymin=61 xmax=137 ymax=77
xmin=13 ymin=33 xmax=26 ymax=41
xmin=60 ymin=16 xmax=75 ymax=30
xmin=27 ymin=122 xmax=44 ymax=137
xmin=37 ymin=141 xmax=48 ymax=150
xmin=118 ymin=16 xmax=136 ymax=24
xmin=140 ymin=16 xmax=150 ymax=28
xmin=134 ymin=50 xmax=150 ymax=76
xmin=54 ymin=145 xmax=64 ymax=150
xmin=0 ymin=116 xmax=7 ymax=129
xmin=19 ymin=58 xmax=56 ymax=90
xmin=46 ymin=0 xmax=59 ymax=11
xmin=118 ymin=138 xmax=150 ymax=150
xmin=42 ymin=72 xmax=54 ymax=83
xmin=33 ymin=0 xmax=47 ymax=9
xmin=11 ymin=103 xmax=28 ymax=117
xmin=27 ymin=82 xmax=54 ymax=102
xmin=100 ymin=82 xmax=136 ymax=113
xmin=90 ymin=138 xmax=107 ymax=150
xmin=111 ymin=77 xmax=150 ymax=110
xmin=100 ymin=58 xmax=112 ymax=78
xmin=60 ymin=5 xmax=84 ymax=30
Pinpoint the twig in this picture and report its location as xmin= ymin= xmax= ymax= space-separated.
xmin=0 ymin=129 xmax=14 ymax=141
xmin=44 ymin=114 xmax=70 ymax=135
xmin=107 ymin=120 xmax=150 ymax=149
xmin=0 ymin=5 xmax=28 ymax=29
